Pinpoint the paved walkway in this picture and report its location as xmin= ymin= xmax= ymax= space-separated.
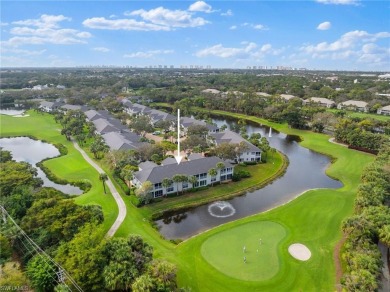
xmin=72 ymin=141 xmax=127 ymax=237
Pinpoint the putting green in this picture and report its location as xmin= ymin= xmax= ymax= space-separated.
xmin=201 ymin=221 xmax=287 ymax=281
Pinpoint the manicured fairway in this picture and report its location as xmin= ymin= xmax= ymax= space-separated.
xmin=201 ymin=221 xmax=287 ymax=281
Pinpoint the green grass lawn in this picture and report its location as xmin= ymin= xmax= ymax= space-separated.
xmin=0 ymin=111 xmax=118 ymax=233
xmin=1 ymin=108 xmax=376 ymax=291
xmin=201 ymin=221 xmax=287 ymax=281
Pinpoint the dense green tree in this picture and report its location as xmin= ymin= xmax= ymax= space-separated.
xmin=26 ymin=254 xmax=57 ymax=292
xmin=0 ymin=161 xmax=42 ymax=196
xmin=0 ymin=148 xmax=12 ymax=163
xmin=55 ymin=224 xmax=106 ymax=292
xmin=103 ymin=235 xmax=153 ymax=291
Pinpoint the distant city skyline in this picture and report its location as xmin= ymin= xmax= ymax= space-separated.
xmin=1 ymin=0 xmax=389 ymax=71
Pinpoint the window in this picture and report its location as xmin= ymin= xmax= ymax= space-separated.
xmin=256 ymin=152 xmax=261 ymax=156
xmin=167 ymin=186 xmax=174 ymax=192
xmin=193 ymin=182 xmax=199 ymax=188
xmin=154 ymin=183 xmax=162 ymax=189
xmin=251 ymin=158 xmax=255 ymax=161
xmin=182 ymin=182 xmax=188 ymax=189
xmin=221 ymin=175 xmax=226 ymax=181
xmin=199 ymin=180 xmax=207 ymax=186
xmin=227 ymin=174 xmax=233 ymax=180
xmin=199 ymin=173 xmax=207 ymax=179
xmin=154 ymin=190 xmax=163 ymax=198
xmin=220 ymin=169 xmax=226 ymax=174
xmin=211 ymin=177 xmax=216 ymax=182
xmin=226 ymin=167 xmax=232 ymax=173
xmin=251 ymin=152 xmax=255 ymax=155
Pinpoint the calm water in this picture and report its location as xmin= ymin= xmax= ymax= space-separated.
xmin=156 ymin=117 xmax=343 ymax=239
xmin=0 ymin=137 xmax=83 ymax=195
xmin=0 ymin=109 xmax=25 ymax=116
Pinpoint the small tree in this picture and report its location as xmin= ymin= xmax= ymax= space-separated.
xmin=208 ymin=168 xmax=217 ymax=186
xmin=161 ymin=178 xmax=173 ymax=196
xmin=99 ymin=173 xmax=108 ymax=194
xmin=135 ymin=181 xmax=153 ymax=204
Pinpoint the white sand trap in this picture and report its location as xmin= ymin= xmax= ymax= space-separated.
xmin=13 ymin=114 xmax=30 ymax=117
xmin=288 ymin=243 xmax=311 ymax=261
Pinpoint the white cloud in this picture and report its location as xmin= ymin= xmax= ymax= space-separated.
xmin=83 ymin=17 xmax=170 ymax=31
xmin=196 ymin=42 xmax=278 ymax=59
xmin=128 ymin=7 xmax=209 ymax=28
xmin=2 ymin=14 xmax=91 ymax=47
xmin=229 ymin=25 xmax=237 ymax=30
xmin=221 ymin=9 xmax=233 ymax=16
xmin=253 ymin=24 xmax=267 ymax=30
xmin=301 ymin=30 xmax=390 ymax=53
xmin=0 ymin=47 xmax=47 ymax=56
xmin=13 ymin=14 xmax=71 ymax=28
xmin=298 ymin=30 xmax=390 ymax=68
xmin=316 ymin=0 xmax=359 ymax=5
xmin=1 ymin=22 xmax=9 ymax=26
xmin=109 ymin=14 xmax=117 ymax=19
xmin=92 ymin=47 xmax=110 ymax=52
xmin=317 ymin=21 xmax=331 ymax=30
xmin=124 ymin=49 xmax=174 ymax=58
xmin=237 ymin=23 xmax=269 ymax=31
xmin=188 ymin=1 xmax=213 ymax=13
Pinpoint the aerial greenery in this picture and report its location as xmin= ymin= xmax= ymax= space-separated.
xmin=0 ymin=108 xmax=380 ymax=291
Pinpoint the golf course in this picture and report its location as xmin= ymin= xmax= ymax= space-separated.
xmin=0 ymin=109 xmax=374 ymax=291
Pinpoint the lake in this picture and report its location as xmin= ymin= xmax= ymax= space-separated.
xmin=0 ymin=137 xmax=83 ymax=195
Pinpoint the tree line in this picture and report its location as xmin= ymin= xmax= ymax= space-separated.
xmin=341 ymin=143 xmax=390 ymax=291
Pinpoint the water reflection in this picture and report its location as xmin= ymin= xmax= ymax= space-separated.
xmin=156 ymin=117 xmax=342 ymax=239
xmin=0 ymin=137 xmax=83 ymax=195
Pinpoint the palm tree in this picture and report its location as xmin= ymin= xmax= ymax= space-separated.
xmin=188 ymin=175 xmax=198 ymax=190
xmin=161 ymin=178 xmax=172 ymax=196
xmin=172 ymin=174 xmax=182 ymax=196
xmin=216 ymin=162 xmax=225 ymax=184
xmin=99 ymin=173 xmax=108 ymax=194
xmin=208 ymin=168 xmax=217 ymax=186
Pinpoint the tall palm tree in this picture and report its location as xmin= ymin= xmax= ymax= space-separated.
xmin=208 ymin=168 xmax=217 ymax=186
xmin=99 ymin=173 xmax=108 ymax=194
xmin=161 ymin=178 xmax=172 ymax=196
xmin=172 ymin=174 xmax=182 ymax=196
xmin=216 ymin=162 xmax=225 ymax=184
xmin=188 ymin=175 xmax=198 ymax=190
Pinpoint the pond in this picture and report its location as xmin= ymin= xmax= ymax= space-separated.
xmin=156 ymin=117 xmax=343 ymax=239
xmin=0 ymin=137 xmax=83 ymax=195
xmin=0 ymin=109 xmax=26 ymax=116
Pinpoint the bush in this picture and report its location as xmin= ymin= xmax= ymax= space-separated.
xmin=54 ymin=143 xmax=68 ymax=156
xmin=232 ymin=169 xmax=251 ymax=181
xmin=129 ymin=195 xmax=141 ymax=207
xmin=243 ymin=161 xmax=257 ymax=165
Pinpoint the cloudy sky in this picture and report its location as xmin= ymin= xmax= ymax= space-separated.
xmin=1 ymin=0 xmax=389 ymax=70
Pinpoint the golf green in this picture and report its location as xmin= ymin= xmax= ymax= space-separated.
xmin=201 ymin=221 xmax=287 ymax=281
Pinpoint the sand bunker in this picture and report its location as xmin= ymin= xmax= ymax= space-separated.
xmin=288 ymin=243 xmax=311 ymax=261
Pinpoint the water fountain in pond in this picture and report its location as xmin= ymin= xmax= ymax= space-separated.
xmin=208 ymin=201 xmax=236 ymax=218
xmin=269 ymin=127 xmax=272 ymax=138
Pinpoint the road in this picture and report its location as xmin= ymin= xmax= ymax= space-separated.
xmin=72 ymin=140 xmax=127 ymax=237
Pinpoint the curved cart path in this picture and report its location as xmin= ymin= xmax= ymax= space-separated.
xmin=72 ymin=141 xmax=126 ymax=237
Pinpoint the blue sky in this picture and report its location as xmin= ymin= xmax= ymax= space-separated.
xmin=1 ymin=0 xmax=389 ymax=70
